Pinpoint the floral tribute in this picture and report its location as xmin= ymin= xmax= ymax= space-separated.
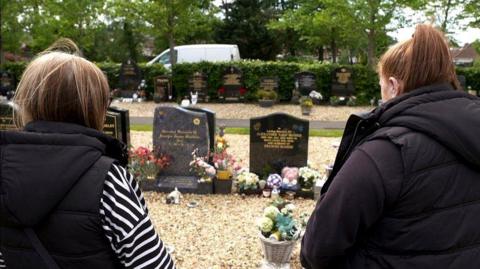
xmin=129 ymin=146 xmax=170 ymax=182
xmin=237 ymin=171 xmax=259 ymax=191
xmin=298 ymin=166 xmax=322 ymax=190
xmin=257 ymin=199 xmax=307 ymax=241
xmin=190 ymin=148 xmax=216 ymax=182
xmin=211 ymin=129 xmax=243 ymax=177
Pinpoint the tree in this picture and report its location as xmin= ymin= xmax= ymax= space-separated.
xmin=145 ymin=0 xmax=219 ymax=65
xmin=423 ymin=0 xmax=471 ymax=35
xmin=216 ymin=0 xmax=280 ymax=60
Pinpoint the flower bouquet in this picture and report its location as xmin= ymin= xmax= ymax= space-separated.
xmin=236 ymin=171 xmax=259 ymax=194
xmin=298 ymin=166 xmax=322 ymax=191
xmin=190 ymin=149 xmax=216 ymax=183
xmin=129 ymin=146 xmax=170 ymax=191
xmin=256 ymin=199 xmax=304 ymax=265
xmin=189 ymin=149 xmax=215 ymax=194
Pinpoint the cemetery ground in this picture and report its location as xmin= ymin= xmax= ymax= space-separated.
xmin=125 ymin=102 xmax=371 ymax=268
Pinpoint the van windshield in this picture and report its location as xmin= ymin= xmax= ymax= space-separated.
xmin=158 ymin=52 xmax=170 ymax=65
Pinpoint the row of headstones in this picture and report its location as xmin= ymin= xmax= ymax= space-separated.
xmin=151 ymin=67 xmax=356 ymax=103
xmin=152 ymin=106 xmax=309 ymax=195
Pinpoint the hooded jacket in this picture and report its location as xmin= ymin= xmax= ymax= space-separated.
xmin=301 ymin=83 xmax=480 ymax=268
xmin=0 ymin=121 xmax=127 ymax=269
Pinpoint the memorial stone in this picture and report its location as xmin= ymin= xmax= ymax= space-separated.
xmin=0 ymin=101 xmax=16 ymax=130
xmin=153 ymin=75 xmax=172 ymax=103
xmin=220 ymin=66 xmax=244 ymax=101
xmin=118 ymin=59 xmax=142 ymax=97
xmin=260 ymin=77 xmax=279 ymax=92
xmin=331 ymin=67 xmax=355 ymax=97
xmin=153 ymin=106 xmax=210 ymax=193
xmin=0 ymin=71 xmax=15 ymax=99
xmin=189 ymin=72 xmax=208 ymax=102
xmin=184 ymin=107 xmax=215 ymax=153
xmin=250 ymin=113 xmax=309 ymax=176
xmin=294 ymin=72 xmax=316 ymax=96
xmin=104 ymin=107 xmax=130 ymax=146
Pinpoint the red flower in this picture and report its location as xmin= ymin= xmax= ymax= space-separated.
xmin=239 ymin=87 xmax=247 ymax=95
xmin=218 ymin=87 xmax=225 ymax=95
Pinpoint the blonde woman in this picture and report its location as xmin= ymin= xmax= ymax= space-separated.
xmin=0 ymin=40 xmax=175 ymax=269
xmin=301 ymin=24 xmax=480 ymax=268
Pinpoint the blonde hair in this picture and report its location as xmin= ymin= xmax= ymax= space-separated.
xmin=378 ymin=24 xmax=460 ymax=92
xmin=14 ymin=38 xmax=110 ymax=130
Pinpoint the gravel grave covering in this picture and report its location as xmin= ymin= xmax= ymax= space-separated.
xmin=114 ymin=101 xmax=373 ymax=121
xmin=132 ymin=132 xmax=339 ymax=268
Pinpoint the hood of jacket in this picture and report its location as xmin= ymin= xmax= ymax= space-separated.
xmin=374 ymin=83 xmax=480 ymax=167
xmin=0 ymin=121 xmax=126 ymax=227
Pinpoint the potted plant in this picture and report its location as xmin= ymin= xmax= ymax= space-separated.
xmin=190 ymin=149 xmax=215 ymax=194
xmin=129 ymin=146 xmax=170 ymax=191
xmin=299 ymin=96 xmax=313 ymax=115
xmin=211 ymin=133 xmax=242 ymax=194
xmin=257 ymin=90 xmax=278 ymax=108
xmin=256 ymin=199 xmax=307 ymax=266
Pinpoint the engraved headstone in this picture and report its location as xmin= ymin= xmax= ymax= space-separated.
xmin=294 ymin=72 xmax=316 ymax=96
xmin=260 ymin=77 xmax=279 ymax=92
xmin=104 ymin=107 xmax=130 ymax=146
xmin=189 ymin=72 xmax=208 ymax=102
xmin=118 ymin=59 xmax=142 ymax=97
xmin=250 ymin=113 xmax=309 ymax=176
xmin=153 ymin=75 xmax=172 ymax=103
xmin=0 ymin=101 xmax=16 ymax=130
xmin=184 ymin=107 xmax=215 ymax=153
xmin=220 ymin=66 xmax=244 ymax=101
xmin=153 ymin=106 xmax=210 ymax=193
xmin=0 ymin=71 xmax=15 ymax=99
xmin=331 ymin=67 xmax=354 ymax=96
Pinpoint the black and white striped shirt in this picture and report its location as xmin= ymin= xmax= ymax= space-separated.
xmin=0 ymin=164 xmax=175 ymax=269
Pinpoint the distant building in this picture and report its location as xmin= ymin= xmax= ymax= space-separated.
xmin=451 ymin=43 xmax=479 ymax=66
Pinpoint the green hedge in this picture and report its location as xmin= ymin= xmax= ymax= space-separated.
xmin=172 ymin=61 xmax=380 ymax=104
xmin=3 ymin=61 xmax=480 ymax=105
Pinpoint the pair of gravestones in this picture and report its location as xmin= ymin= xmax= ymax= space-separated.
xmin=152 ymin=105 xmax=310 ymax=193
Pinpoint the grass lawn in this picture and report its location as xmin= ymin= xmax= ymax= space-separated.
xmin=131 ymin=124 xmax=344 ymax=137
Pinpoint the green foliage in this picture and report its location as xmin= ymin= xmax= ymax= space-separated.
xmin=216 ymin=0 xmax=280 ymax=60
xmin=257 ymin=89 xmax=278 ymax=100
xmin=172 ymin=61 xmax=379 ymax=104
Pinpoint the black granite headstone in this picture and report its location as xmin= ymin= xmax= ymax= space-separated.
xmin=104 ymin=107 xmax=130 ymax=146
xmin=294 ymin=72 xmax=316 ymax=96
xmin=260 ymin=77 xmax=279 ymax=92
xmin=331 ymin=67 xmax=354 ymax=96
xmin=0 ymin=71 xmax=15 ymax=99
xmin=184 ymin=107 xmax=215 ymax=153
xmin=189 ymin=72 xmax=208 ymax=102
xmin=153 ymin=106 xmax=210 ymax=193
xmin=220 ymin=66 xmax=244 ymax=101
xmin=153 ymin=75 xmax=172 ymax=103
xmin=104 ymin=110 xmax=122 ymax=141
xmin=118 ymin=59 xmax=142 ymax=97
xmin=250 ymin=113 xmax=309 ymax=176
xmin=0 ymin=101 xmax=16 ymax=130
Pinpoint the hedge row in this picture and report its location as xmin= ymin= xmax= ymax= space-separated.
xmin=4 ymin=61 xmax=480 ymax=105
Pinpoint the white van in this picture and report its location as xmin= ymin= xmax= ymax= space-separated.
xmin=146 ymin=44 xmax=241 ymax=68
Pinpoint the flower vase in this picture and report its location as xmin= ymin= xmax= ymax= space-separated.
xmin=216 ymin=170 xmax=231 ymax=180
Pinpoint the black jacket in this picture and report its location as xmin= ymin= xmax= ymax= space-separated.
xmin=301 ymin=83 xmax=480 ymax=268
xmin=0 ymin=121 xmax=127 ymax=269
